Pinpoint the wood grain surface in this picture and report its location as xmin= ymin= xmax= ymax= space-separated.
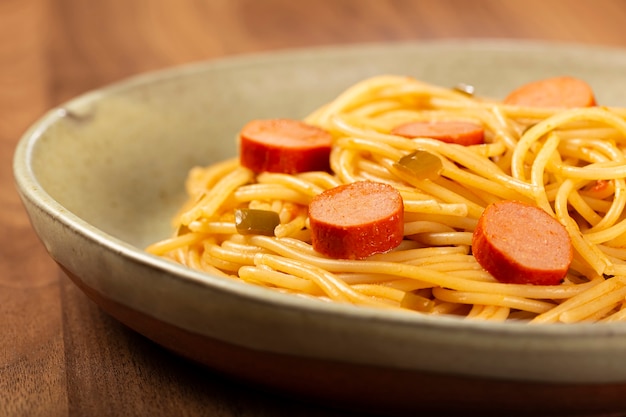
xmin=4 ymin=1 xmax=626 ymax=416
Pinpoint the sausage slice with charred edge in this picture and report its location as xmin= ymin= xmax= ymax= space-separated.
xmin=472 ymin=200 xmax=573 ymax=286
xmin=239 ymin=119 xmax=332 ymax=174
xmin=308 ymin=181 xmax=404 ymax=260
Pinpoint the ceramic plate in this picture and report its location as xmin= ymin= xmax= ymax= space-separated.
xmin=14 ymin=40 xmax=626 ymax=415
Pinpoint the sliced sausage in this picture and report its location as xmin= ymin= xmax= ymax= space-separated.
xmin=308 ymin=181 xmax=404 ymax=259
xmin=472 ymin=200 xmax=573 ymax=286
xmin=503 ymin=76 xmax=596 ymax=108
xmin=391 ymin=120 xmax=485 ymax=146
xmin=239 ymin=119 xmax=332 ymax=174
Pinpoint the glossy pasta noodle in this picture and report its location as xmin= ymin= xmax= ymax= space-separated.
xmin=147 ymin=75 xmax=626 ymax=324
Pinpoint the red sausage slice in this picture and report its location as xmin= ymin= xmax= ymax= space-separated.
xmin=391 ymin=120 xmax=485 ymax=146
xmin=309 ymin=181 xmax=404 ymax=260
xmin=472 ymin=201 xmax=573 ymax=286
xmin=239 ymin=119 xmax=332 ymax=174
xmin=503 ymin=76 xmax=596 ymax=108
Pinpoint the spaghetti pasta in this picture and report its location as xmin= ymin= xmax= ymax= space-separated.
xmin=147 ymin=75 xmax=626 ymax=323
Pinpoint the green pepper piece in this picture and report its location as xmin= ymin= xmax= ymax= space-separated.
xmin=393 ymin=150 xmax=443 ymax=181
xmin=176 ymin=224 xmax=191 ymax=236
xmin=234 ymin=208 xmax=280 ymax=236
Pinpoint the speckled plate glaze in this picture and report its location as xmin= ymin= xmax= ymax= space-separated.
xmin=14 ymin=40 xmax=626 ymax=415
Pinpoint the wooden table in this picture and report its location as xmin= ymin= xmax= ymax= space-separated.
xmin=4 ymin=1 xmax=626 ymax=415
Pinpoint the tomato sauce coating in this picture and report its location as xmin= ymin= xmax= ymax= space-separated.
xmin=472 ymin=201 xmax=573 ymax=286
xmin=308 ymin=181 xmax=404 ymax=260
xmin=239 ymin=119 xmax=332 ymax=174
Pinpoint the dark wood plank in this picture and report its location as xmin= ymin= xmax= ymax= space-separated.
xmin=0 ymin=1 xmax=67 ymax=416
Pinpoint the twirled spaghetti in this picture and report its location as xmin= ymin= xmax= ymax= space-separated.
xmin=147 ymin=75 xmax=626 ymax=323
